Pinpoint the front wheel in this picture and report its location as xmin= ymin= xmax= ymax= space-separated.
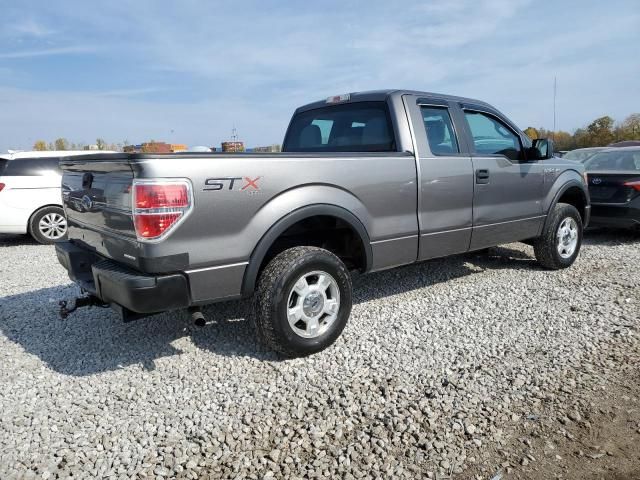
xmin=29 ymin=206 xmax=68 ymax=245
xmin=533 ymin=203 xmax=583 ymax=269
xmin=253 ymin=246 xmax=353 ymax=357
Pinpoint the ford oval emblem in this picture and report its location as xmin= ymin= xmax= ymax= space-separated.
xmin=591 ymin=177 xmax=602 ymax=185
xmin=81 ymin=195 xmax=93 ymax=210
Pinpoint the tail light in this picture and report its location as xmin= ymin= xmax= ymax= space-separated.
xmin=0 ymin=183 xmax=5 ymax=192
xmin=623 ymin=180 xmax=640 ymax=192
xmin=132 ymin=180 xmax=193 ymax=241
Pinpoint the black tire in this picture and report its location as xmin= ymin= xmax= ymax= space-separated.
xmin=253 ymin=246 xmax=352 ymax=358
xmin=29 ymin=206 xmax=68 ymax=245
xmin=533 ymin=203 xmax=582 ymax=270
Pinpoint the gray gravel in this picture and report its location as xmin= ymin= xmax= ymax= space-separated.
xmin=0 ymin=230 xmax=638 ymax=479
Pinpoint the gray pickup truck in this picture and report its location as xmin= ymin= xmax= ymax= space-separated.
xmin=56 ymin=89 xmax=590 ymax=357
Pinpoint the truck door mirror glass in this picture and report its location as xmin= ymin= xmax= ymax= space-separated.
xmin=531 ymin=138 xmax=554 ymax=160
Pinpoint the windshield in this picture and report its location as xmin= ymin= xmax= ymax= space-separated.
xmin=563 ymin=148 xmax=605 ymax=162
xmin=283 ymin=101 xmax=395 ymax=152
xmin=584 ymin=150 xmax=640 ymax=171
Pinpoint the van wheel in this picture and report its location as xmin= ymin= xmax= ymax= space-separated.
xmin=253 ymin=246 xmax=352 ymax=358
xmin=29 ymin=206 xmax=68 ymax=244
xmin=533 ymin=203 xmax=582 ymax=269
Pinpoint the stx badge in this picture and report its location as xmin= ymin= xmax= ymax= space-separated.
xmin=204 ymin=177 xmax=261 ymax=191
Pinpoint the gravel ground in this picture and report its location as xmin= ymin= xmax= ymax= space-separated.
xmin=0 ymin=230 xmax=638 ymax=479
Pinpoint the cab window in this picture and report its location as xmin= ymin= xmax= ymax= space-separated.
xmin=283 ymin=102 xmax=395 ymax=152
xmin=421 ymin=106 xmax=459 ymax=155
xmin=464 ymin=111 xmax=523 ymax=161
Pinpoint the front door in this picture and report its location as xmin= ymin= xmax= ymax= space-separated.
xmin=460 ymin=108 xmax=544 ymax=250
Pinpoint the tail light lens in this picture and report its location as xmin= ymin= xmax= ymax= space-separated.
xmin=132 ymin=180 xmax=192 ymax=241
xmin=0 ymin=183 xmax=5 ymax=192
xmin=623 ymin=180 xmax=640 ymax=192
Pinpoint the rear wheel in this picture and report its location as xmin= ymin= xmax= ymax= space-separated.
xmin=253 ymin=246 xmax=352 ymax=357
xmin=29 ymin=206 xmax=68 ymax=244
xmin=533 ymin=203 xmax=582 ymax=269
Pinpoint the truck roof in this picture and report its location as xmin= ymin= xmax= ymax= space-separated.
xmin=294 ymin=89 xmax=494 ymax=113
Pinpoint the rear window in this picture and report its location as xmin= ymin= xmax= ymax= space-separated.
xmin=585 ymin=151 xmax=640 ymax=171
xmin=563 ymin=149 xmax=604 ymax=162
xmin=283 ymin=101 xmax=396 ymax=152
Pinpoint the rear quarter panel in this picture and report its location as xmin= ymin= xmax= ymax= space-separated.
xmin=133 ymin=153 xmax=419 ymax=270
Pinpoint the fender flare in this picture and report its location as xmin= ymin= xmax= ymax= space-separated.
xmin=241 ymin=204 xmax=373 ymax=296
xmin=543 ymin=179 xmax=589 ymax=229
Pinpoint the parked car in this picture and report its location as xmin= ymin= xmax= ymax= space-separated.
xmin=0 ymin=150 xmax=113 ymax=244
xmin=563 ymin=147 xmax=610 ymax=163
xmin=608 ymin=141 xmax=640 ymax=148
xmin=584 ymin=147 xmax=640 ymax=229
xmin=55 ymin=90 xmax=590 ymax=357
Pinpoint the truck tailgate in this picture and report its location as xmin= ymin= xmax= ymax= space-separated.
xmin=61 ymin=155 xmax=138 ymax=260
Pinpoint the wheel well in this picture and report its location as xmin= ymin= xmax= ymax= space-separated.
xmin=557 ymin=187 xmax=587 ymax=223
xmin=258 ymin=215 xmax=367 ymax=275
xmin=27 ymin=204 xmax=64 ymax=230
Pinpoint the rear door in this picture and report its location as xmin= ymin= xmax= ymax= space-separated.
xmin=458 ymin=106 xmax=544 ymax=249
xmin=403 ymin=95 xmax=474 ymax=260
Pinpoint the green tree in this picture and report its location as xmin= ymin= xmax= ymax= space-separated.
xmin=33 ymin=140 xmax=47 ymax=151
xmin=54 ymin=137 xmax=69 ymax=150
xmin=585 ymin=116 xmax=615 ymax=146
xmin=573 ymin=128 xmax=589 ymax=148
xmin=620 ymin=113 xmax=640 ymax=140
xmin=552 ymin=131 xmax=573 ymax=151
xmin=523 ymin=127 xmax=538 ymax=140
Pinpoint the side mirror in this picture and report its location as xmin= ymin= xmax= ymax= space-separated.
xmin=531 ymin=138 xmax=555 ymax=160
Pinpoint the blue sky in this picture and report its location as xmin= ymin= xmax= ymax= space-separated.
xmin=0 ymin=0 xmax=638 ymax=151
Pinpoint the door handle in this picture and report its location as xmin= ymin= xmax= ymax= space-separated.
xmin=476 ymin=169 xmax=490 ymax=184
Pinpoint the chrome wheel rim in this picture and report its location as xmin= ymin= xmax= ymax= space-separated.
xmin=39 ymin=213 xmax=67 ymax=240
xmin=287 ymin=270 xmax=340 ymax=339
xmin=556 ymin=217 xmax=578 ymax=259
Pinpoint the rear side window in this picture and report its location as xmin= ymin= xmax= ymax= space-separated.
xmin=283 ymin=102 xmax=395 ymax=152
xmin=2 ymin=158 xmax=62 ymax=176
xmin=464 ymin=111 xmax=523 ymax=161
xmin=421 ymin=106 xmax=459 ymax=155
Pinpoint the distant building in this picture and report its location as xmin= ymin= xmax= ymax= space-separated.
xmin=83 ymin=144 xmax=99 ymax=151
xmin=221 ymin=141 xmax=245 ymax=153
xmin=252 ymin=144 xmax=282 ymax=153
xmin=142 ymin=142 xmax=171 ymax=153
xmin=123 ymin=142 xmax=174 ymax=153
xmin=123 ymin=144 xmax=140 ymax=153
xmin=170 ymin=144 xmax=188 ymax=152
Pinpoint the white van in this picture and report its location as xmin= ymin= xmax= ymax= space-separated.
xmin=0 ymin=151 xmax=113 ymax=244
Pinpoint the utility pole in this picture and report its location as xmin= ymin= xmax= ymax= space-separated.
xmin=553 ymin=76 xmax=557 ymax=141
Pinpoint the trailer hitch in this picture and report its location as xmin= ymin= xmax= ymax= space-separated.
xmin=59 ymin=295 xmax=108 ymax=319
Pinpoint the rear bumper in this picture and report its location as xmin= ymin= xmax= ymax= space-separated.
xmin=589 ymin=202 xmax=640 ymax=229
xmin=56 ymin=241 xmax=190 ymax=316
